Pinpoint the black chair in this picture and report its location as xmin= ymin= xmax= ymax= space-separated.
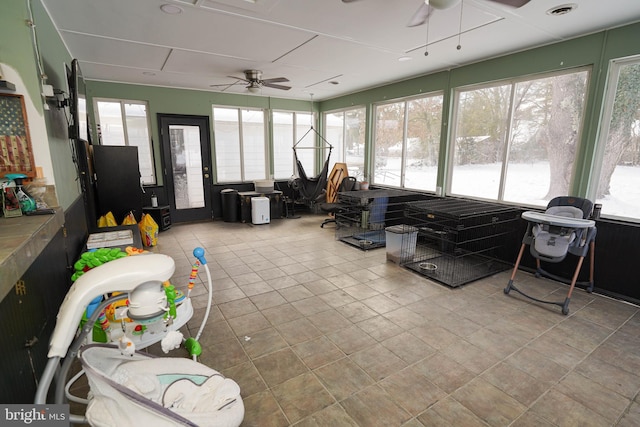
xmin=319 ymin=176 xmax=357 ymax=228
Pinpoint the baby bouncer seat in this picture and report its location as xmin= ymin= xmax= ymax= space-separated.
xmin=80 ymin=344 xmax=242 ymax=427
xmin=504 ymin=196 xmax=597 ymax=315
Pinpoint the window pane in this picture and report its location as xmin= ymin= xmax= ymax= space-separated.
xmin=595 ymin=60 xmax=640 ymax=220
xmin=405 ymin=96 xmax=442 ymax=191
xmin=96 ymin=101 xmax=125 ymax=146
xmin=345 ymin=108 xmax=366 ymax=179
xmin=124 ymin=103 xmax=154 ymax=184
xmin=374 ymin=101 xmax=404 ymax=186
xmin=169 ymin=125 xmax=204 ymax=209
xmin=273 ymin=111 xmax=294 ymax=179
xmin=451 ymin=85 xmax=511 ymax=199
xmin=504 ymin=72 xmax=588 ymax=206
xmin=78 ymin=96 xmax=88 ymax=141
xmin=96 ymin=100 xmax=156 ymax=185
xmin=295 ymin=112 xmax=315 ymax=176
xmin=325 ymin=111 xmax=345 ymax=174
xmin=214 ymin=107 xmax=242 ymax=182
xmin=242 ymin=109 xmax=267 ymax=181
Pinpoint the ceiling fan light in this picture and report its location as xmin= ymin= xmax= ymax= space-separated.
xmin=247 ymin=86 xmax=260 ymax=93
xmin=428 ymin=0 xmax=460 ymax=10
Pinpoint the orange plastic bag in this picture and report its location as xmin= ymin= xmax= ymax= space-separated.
xmin=138 ymin=213 xmax=159 ymax=247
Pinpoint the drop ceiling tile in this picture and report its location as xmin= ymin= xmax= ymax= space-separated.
xmin=61 ymin=32 xmax=171 ymax=69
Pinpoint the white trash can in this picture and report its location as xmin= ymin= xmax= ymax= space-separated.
xmin=385 ymin=225 xmax=418 ymax=264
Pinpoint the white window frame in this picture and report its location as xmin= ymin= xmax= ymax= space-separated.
xmin=212 ymin=106 xmax=269 ymax=183
xmin=372 ymin=92 xmax=444 ymax=190
xmin=323 ymin=106 xmax=367 ymax=179
xmin=590 ymin=54 xmax=640 ymax=222
xmin=93 ymin=98 xmax=156 ymax=185
xmin=447 ymin=67 xmax=591 ymax=206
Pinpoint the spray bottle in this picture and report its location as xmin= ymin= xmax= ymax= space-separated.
xmin=5 ymin=173 xmax=36 ymax=213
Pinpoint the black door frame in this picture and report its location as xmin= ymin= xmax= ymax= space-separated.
xmin=158 ymin=113 xmax=213 ymax=223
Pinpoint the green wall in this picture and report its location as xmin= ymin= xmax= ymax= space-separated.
xmin=86 ymin=82 xmax=316 ymax=185
xmin=1 ymin=0 xmax=80 ymax=209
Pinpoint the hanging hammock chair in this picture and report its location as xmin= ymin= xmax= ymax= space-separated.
xmin=289 ymin=126 xmax=333 ymax=205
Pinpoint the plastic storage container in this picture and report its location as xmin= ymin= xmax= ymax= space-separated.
xmin=254 ymin=180 xmax=274 ymax=193
xmin=385 ymin=225 xmax=418 ymax=264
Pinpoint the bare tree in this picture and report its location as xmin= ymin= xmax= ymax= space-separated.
xmin=596 ymin=63 xmax=640 ymax=198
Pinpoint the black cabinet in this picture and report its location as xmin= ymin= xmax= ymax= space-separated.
xmin=143 ymin=205 xmax=171 ymax=231
xmin=92 ymin=145 xmax=143 ymax=224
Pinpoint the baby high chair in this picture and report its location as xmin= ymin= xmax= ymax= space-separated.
xmin=504 ymin=196 xmax=597 ymax=315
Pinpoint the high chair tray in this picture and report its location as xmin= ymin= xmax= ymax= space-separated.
xmin=522 ymin=211 xmax=595 ymax=228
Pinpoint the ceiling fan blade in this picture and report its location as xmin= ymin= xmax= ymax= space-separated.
xmin=262 ymin=77 xmax=289 ymax=84
xmin=487 ymin=0 xmax=530 ymax=7
xmin=227 ymin=75 xmax=250 ymax=83
xmin=407 ymin=2 xmax=433 ymax=27
xmin=263 ymin=83 xmax=291 ymax=91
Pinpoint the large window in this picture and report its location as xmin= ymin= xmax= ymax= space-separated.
xmin=450 ymin=68 xmax=590 ymax=206
xmin=373 ymin=93 xmax=443 ymax=191
xmin=273 ymin=111 xmax=314 ymax=180
xmin=213 ymin=107 xmax=267 ymax=183
xmin=592 ymin=56 xmax=640 ymax=221
xmin=94 ymin=99 xmax=155 ymax=185
xmin=324 ymin=107 xmax=366 ymax=179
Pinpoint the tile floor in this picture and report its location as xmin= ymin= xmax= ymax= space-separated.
xmin=142 ymin=213 xmax=639 ymax=426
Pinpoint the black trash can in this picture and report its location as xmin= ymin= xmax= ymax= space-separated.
xmin=221 ymin=189 xmax=239 ymax=222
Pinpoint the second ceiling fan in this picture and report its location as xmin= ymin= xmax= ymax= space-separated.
xmin=228 ymin=70 xmax=291 ymax=91
xmin=343 ymin=0 xmax=531 ymax=27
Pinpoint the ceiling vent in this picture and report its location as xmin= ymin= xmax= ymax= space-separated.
xmin=546 ymin=4 xmax=577 ymax=16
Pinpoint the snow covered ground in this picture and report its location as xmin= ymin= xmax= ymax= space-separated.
xmin=376 ymin=159 xmax=640 ymax=221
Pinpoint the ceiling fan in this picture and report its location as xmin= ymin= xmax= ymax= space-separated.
xmin=222 ymin=70 xmax=291 ymax=92
xmin=342 ymin=0 xmax=531 ymax=27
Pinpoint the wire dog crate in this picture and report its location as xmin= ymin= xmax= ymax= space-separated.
xmin=402 ymin=198 xmax=521 ymax=287
xmin=334 ymin=189 xmax=426 ymax=250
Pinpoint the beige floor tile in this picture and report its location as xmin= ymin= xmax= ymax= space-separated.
xmin=341 ymin=385 xmax=411 ymax=427
xmin=381 ymin=331 xmax=436 ymax=364
xmin=253 ymin=348 xmax=309 ymax=388
xmin=412 ymin=353 xmax=476 ymax=393
xmin=481 ymin=362 xmax=549 ymax=406
xmin=314 ymin=358 xmax=375 ymax=402
xmin=575 ymin=355 xmax=640 ymax=399
xmin=272 ymin=373 xmax=336 ymax=424
xmin=327 ymin=325 xmax=377 ymax=355
xmin=379 ymin=366 xmax=447 ymax=416
xmin=351 ymin=343 xmax=408 ymax=381
xmin=555 ymin=371 xmax=631 ymax=423
xmin=452 ymin=377 xmax=526 ymax=426
xmin=241 ymin=390 xmax=289 ymax=427
xmin=149 ymin=219 xmax=640 ymax=427
xmin=241 ymin=326 xmax=289 ymax=359
xmin=292 ymin=403 xmax=359 ymax=427
xmin=292 ymin=336 xmax=345 ymax=370
xmin=416 ymin=396 xmax=488 ymax=427
xmin=529 ymin=389 xmax=610 ymax=427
